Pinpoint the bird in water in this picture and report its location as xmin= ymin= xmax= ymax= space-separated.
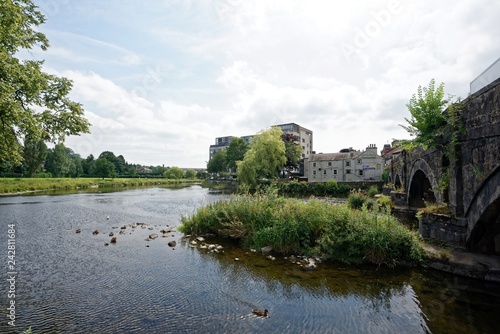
xmin=252 ymin=309 xmax=269 ymax=317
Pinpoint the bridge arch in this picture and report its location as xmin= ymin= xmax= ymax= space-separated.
xmin=466 ymin=165 xmax=500 ymax=254
xmin=407 ymin=159 xmax=440 ymax=208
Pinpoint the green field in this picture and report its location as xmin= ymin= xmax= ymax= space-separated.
xmin=0 ymin=177 xmax=199 ymax=194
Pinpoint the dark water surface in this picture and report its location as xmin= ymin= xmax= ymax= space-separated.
xmin=1 ymin=186 xmax=500 ymax=333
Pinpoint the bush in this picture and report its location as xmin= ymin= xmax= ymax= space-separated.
xmin=367 ymin=186 xmax=379 ymax=198
xmin=347 ymin=192 xmax=366 ymax=210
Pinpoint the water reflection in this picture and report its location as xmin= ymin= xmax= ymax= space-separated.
xmin=0 ymin=186 xmax=499 ymax=333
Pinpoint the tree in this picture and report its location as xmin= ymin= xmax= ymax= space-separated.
xmin=0 ymin=0 xmax=90 ymax=166
xmin=400 ymin=79 xmax=449 ymax=148
xmin=45 ymin=143 xmax=71 ymax=177
xmin=282 ymin=133 xmax=302 ymax=176
xmin=23 ymin=135 xmax=47 ymax=177
xmin=165 ymin=166 xmax=184 ymax=179
xmin=82 ymin=154 xmax=94 ymax=176
xmin=92 ymin=158 xmax=116 ymax=178
xmin=225 ymin=137 xmax=248 ymax=172
xmin=237 ymin=127 xmax=286 ymax=186
xmin=207 ymin=150 xmax=227 ymax=175
xmin=185 ymin=169 xmax=197 ymax=179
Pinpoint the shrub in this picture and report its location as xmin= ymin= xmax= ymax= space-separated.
xmin=347 ymin=192 xmax=366 ymax=210
xmin=367 ymin=186 xmax=379 ymax=198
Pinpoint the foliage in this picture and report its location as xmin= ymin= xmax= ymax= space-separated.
xmin=207 ymin=150 xmax=227 ymax=174
xmin=92 ymin=157 xmax=116 ymax=178
xmin=277 ymin=180 xmax=351 ymax=197
xmin=164 ymin=166 xmax=184 ymax=179
xmin=0 ymin=0 xmax=90 ymax=166
xmin=237 ymin=127 xmax=286 ymax=187
xmin=180 ymin=192 xmax=424 ymax=267
xmin=366 ymin=186 xmax=379 ymax=198
xmin=281 ymin=133 xmax=303 ymax=175
xmin=400 ymin=79 xmax=449 ymax=148
xmin=347 ymin=192 xmax=366 ymax=210
xmin=225 ymin=137 xmax=248 ymax=172
xmin=376 ymin=195 xmax=393 ymax=208
xmin=23 ymin=134 xmax=47 ymax=177
xmin=185 ymin=169 xmax=197 ymax=179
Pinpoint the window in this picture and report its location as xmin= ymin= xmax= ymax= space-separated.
xmin=323 ymin=170 xmax=327 ymax=175
xmin=357 ymin=159 xmax=362 ymax=164
xmin=359 ymin=170 xmax=363 ymax=176
xmin=313 ymin=170 xmax=316 ymax=175
xmin=313 ymin=162 xmax=316 ymax=167
xmin=333 ymin=170 xmax=337 ymax=175
xmin=346 ymin=169 xmax=351 ymax=174
xmin=346 ymin=161 xmax=350 ymax=167
xmin=328 ymin=162 xmax=332 ymax=166
xmin=302 ymin=138 xmax=305 ymax=143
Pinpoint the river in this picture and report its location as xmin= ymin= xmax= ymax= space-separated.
xmin=0 ymin=185 xmax=499 ymax=333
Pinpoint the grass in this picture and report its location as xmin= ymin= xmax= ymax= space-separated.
xmin=180 ymin=191 xmax=424 ymax=268
xmin=0 ymin=177 xmax=199 ymax=194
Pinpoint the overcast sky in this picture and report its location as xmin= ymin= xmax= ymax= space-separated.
xmin=30 ymin=0 xmax=500 ymax=168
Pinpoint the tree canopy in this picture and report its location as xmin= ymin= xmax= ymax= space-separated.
xmin=225 ymin=137 xmax=248 ymax=172
xmin=400 ymin=79 xmax=449 ymax=148
xmin=0 ymin=0 xmax=90 ymax=166
xmin=237 ymin=127 xmax=286 ymax=187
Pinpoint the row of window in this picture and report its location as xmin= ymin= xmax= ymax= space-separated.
xmin=312 ymin=169 xmax=365 ymax=176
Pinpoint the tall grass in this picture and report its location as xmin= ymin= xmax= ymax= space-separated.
xmin=180 ymin=192 xmax=424 ymax=267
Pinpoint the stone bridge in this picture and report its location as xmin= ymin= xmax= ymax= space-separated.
xmin=389 ymin=78 xmax=500 ymax=254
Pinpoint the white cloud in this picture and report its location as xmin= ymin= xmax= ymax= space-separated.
xmin=35 ymin=0 xmax=500 ymax=167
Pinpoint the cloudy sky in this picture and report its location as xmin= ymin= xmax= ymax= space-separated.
xmin=30 ymin=0 xmax=500 ymax=168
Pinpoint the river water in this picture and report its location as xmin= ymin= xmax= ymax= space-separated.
xmin=1 ymin=185 xmax=499 ymax=333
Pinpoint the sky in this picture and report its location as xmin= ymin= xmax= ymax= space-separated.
xmin=28 ymin=0 xmax=500 ymax=168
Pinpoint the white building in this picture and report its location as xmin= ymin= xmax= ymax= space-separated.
xmin=305 ymin=144 xmax=384 ymax=182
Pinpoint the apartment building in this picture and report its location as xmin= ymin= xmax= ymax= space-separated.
xmin=305 ymin=144 xmax=384 ymax=182
xmin=209 ymin=123 xmax=313 ymax=163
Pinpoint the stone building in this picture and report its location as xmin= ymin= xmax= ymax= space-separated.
xmin=305 ymin=144 xmax=384 ymax=182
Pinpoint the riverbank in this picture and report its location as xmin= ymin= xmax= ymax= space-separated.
xmin=0 ymin=177 xmax=199 ymax=195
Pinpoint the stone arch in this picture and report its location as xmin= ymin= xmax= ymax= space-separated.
xmin=466 ymin=165 xmax=500 ymax=254
xmin=407 ymin=159 xmax=440 ymax=208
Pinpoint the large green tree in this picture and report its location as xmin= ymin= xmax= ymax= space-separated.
xmin=282 ymin=133 xmax=302 ymax=175
xmin=225 ymin=137 xmax=248 ymax=172
xmin=207 ymin=150 xmax=227 ymax=175
xmin=237 ymin=127 xmax=286 ymax=187
xmin=400 ymin=79 xmax=449 ymax=148
xmin=0 ymin=0 xmax=90 ymax=166
xmin=92 ymin=157 xmax=116 ymax=179
xmin=23 ymin=134 xmax=47 ymax=177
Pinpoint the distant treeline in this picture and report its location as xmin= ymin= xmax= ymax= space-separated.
xmin=0 ymin=142 xmax=207 ymax=179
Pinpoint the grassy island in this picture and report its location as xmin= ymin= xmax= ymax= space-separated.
xmin=180 ymin=191 xmax=424 ymax=268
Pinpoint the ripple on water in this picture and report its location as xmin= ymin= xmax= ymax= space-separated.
xmin=1 ymin=187 xmax=500 ymax=333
